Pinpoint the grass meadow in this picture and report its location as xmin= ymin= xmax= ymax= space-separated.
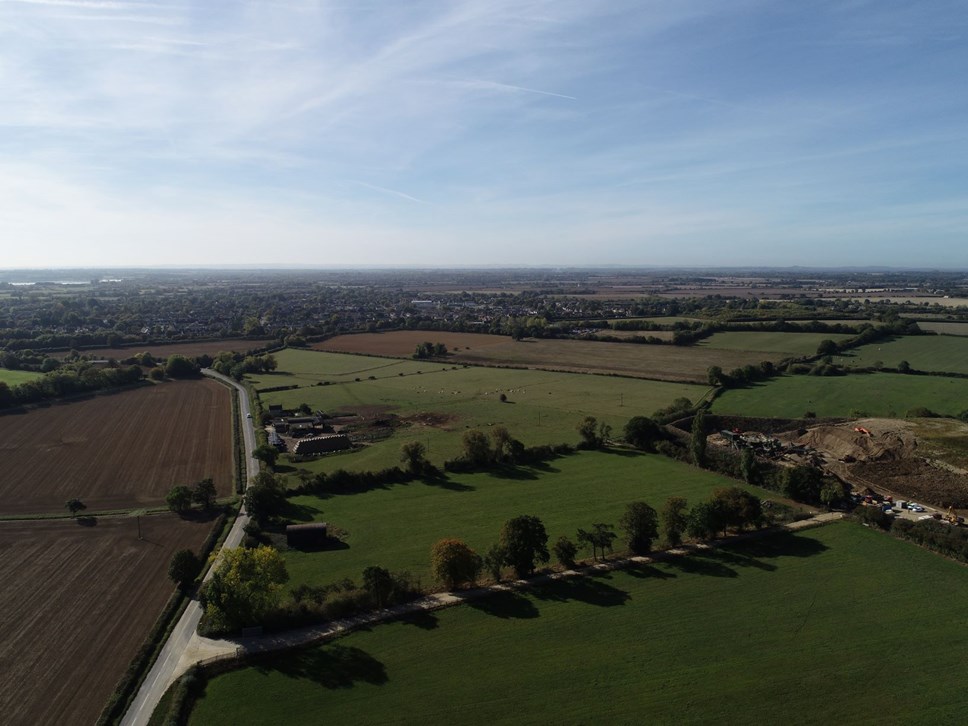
xmin=189 ymin=522 xmax=968 ymax=725
xmin=278 ymin=450 xmax=784 ymax=589
xmin=711 ymin=372 xmax=968 ymax=419
xmin=834 ymin=335 xmax=968 ymax=374
xmin=699 ymin=331 xmax=854 ymax=356
xmin=251 ymin=349 xmax=710 ymax=474
xmin=0 ymin=368 xmax=43 ymax=386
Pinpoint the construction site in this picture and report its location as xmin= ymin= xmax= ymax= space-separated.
xmin=710 ymin=417 xmax=968 ymax=514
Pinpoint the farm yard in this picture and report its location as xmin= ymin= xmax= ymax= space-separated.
xmin=250 ymin=348 xmax=709 ymax=474
xmin=312 ymin=331 xmax=778 ymax=382
xmin=834 ymin=335 xmax=968 ymax=374
xmin=188 ymin=523 xmax=968 ymax=725
xmin=711 ymin=373 xmax=968 ymax=420
xmin=280 ymin=450 xmax=780 ymax=589
xmin=0 ymin=379 xmax=234 ymax=515
xmin=0 ymin=515 xmax=217 ymax=726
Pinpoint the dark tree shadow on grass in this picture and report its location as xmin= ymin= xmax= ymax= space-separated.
xmin=665 ymin=552 xmax=738 ymax=578
xmin=485 ymin=465 xmax=538 ymax=481
xmin=420 ymin=476 xmax=476 ymax=492
xmin=257 ymin=644 xmax=388 ymax=689
xmin=75 ymin=516 xmax=97 ymax=527
xmin=705 ymin=547 xmax=778 ymax=572
xmin=532 ymin=575 xmax=631 ymax=608
xmin=466 ymin=590 xmax=540 ymax=619
xmin=726 ymin=532 xmax=830 ymax=561
xmin=278 ymin=500 xmax=323 ymax=523
xmin=397 ymin=610 xmax=439 ymax=630
xmin=600 ymin=448 xmax=646 ymax=458
xmin=625 ymin=563 xmax=676 ymax=580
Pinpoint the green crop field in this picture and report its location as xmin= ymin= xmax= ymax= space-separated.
xmin=251 ymin=349 xmax=710 ymax=474
xmin=835 ymin=335 xmax=968 ymax=374
xmin=279 ymin=450 xmax=782 ymax=589
xmin=699 ymin=331 xmax=854 ymax=356
xmin=712 ymin=373 xmax=968 ymax=418
xmin=189 ymin=523 xmax=968 ymax=725
xmin=0 ymin=369 xmax=43 ymax=386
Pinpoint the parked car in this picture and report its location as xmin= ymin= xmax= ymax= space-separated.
xmin=909 ymin=503 xmax=925 ymax=513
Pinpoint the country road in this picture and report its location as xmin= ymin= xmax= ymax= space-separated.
xmin=121 ymin=370 xmax=258 ymax=726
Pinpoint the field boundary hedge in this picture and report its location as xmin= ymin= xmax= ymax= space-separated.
xmin=97 ymin=512 xmax=229 ymax=726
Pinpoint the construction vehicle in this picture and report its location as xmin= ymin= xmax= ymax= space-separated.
xmin=854 ymin=426 xmax=872 ymax=437
xmin=945 ymin=507 xmax=964 ymax=526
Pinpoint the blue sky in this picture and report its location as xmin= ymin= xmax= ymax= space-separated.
xmin=1 ymin=0 xmax=966 ymax=268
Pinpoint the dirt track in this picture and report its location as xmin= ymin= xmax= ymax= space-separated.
xmin=0 ymin=379 xmax=233 ymax=515
xmin=0 ymin=515 xmax=216 ymax=726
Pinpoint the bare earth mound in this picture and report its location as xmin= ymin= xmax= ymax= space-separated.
xmin=0 ymin=515 xmax=216 ymax=726
xmin=0 ymin=379 xmax=233 ymax=515
xmin=780 ymin=418 xmax=968 ymax=507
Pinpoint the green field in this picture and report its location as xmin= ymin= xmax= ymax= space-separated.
xmin=0 ymin=369 xmax=43 ymax=386
xmin=190 ymin=523 xmax=968 ymax=725
xmin=699 ymin=331 xmax=854 ymax=356
xmin=281 ymin=450 xmax=775 ymax=588
xmin=916 ymin=321 xmax=968 ymax=336
xmin=712 ymin=372 xmax=968 ymax=418
xmin=252 ymin=349 xmax=710 ymax=474
xmin=835 ymin=335 xmax=968 ymax=374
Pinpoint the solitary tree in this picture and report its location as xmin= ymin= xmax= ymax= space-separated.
xmin=499 ymin=515 xmax=549 ymax=578
xmin=400 ymin=441 xmax=429 ymax=476
xmin=619 ymin=502 xmax=660 ymax=555
xmin=253 ymin=445 xmax=279 ymax=469
xmin=482 ymin=543 xmax=506 ymax=582
xmin=166 ymin=485 xmax=194 ymax=514
xmin=65 ymin=498 xmax=86 ymax=518
xmin=192 ymin=478 xmax=217 ymax=510
xmin=711 ymin=487 xmax=763 ymax=532
xmin=461 ymin=429 xmax=493 ymax=466
xmin=816 ymin=339 xmax=839 ymax=357
xmin=168 ymin=549 xmax=202 ymax=591
xmin=243 ymin=472 xmax=286 ymax=524
xmin=201 ymin=545 xmax=289 ymax=633
xmin=430 ymin=539 xmax=482 ymax=589
xmin=553 ymin=536 xmax=578 ymax=569
xmin=897 ymin=360 xmax=911 ymax=374
xmin=164 ymin=354 xmax=198 ymax=379
xmin=661 ymin=496 xmax=689 ymax=547
xmin=624 ymin=416 xmax=662 ymax=451
xmin=577 ymin=416 xmax=601 ymax=449
xmin=362 ymin=566 xmax=395 ymax=608
xmin=577 ymin=523 xmax=617 ymax=561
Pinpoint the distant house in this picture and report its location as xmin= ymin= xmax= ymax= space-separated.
xmin=286 ymin=522 xmax=328 ymax=549
xmin=291 ymin=434 xmax=351 ymax=456
xmin=268 ymin=404 xmax=284 ymax=414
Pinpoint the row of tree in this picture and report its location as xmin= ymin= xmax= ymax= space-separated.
xmin=429 ymin=489 xmax=766 ymax=590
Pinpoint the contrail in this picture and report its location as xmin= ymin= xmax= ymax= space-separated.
xmin=469 ymin=79 xmax=577 ymax=101
xmin=353 ymin=181 xmax=428 ymax=205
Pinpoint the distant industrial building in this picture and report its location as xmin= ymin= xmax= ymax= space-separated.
xmin=291 ymin=434 xmax=351 ymax=456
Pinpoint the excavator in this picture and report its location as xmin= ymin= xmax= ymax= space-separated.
xmin=945 ymin=506 xmax=964 ymax=526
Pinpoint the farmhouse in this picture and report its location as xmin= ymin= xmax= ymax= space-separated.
xmin=291 ymin=434 xmax=351 ymax=455
xmin=286 ymin=522 xmax=328 ymax=548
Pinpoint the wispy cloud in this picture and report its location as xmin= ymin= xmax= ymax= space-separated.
xmin=352 ymin=181 xmax=429 ymax=205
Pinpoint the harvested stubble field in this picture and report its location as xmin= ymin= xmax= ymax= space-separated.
xmin=51 ymin=338 xmax=264 ymax=360
xmin=0 ymin=379 xmax=233 ymax=515
xmin=0 ymin=514 xmax=216 ymax=726
xmin=315 ymin=331 xmax=771 ymax=382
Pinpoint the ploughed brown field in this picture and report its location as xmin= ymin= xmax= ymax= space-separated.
xmin=52 ymin=338 xmax=262 ymax=360
xmin=314 ymin=331 xmax=769 ymax=383
xmin=0 ymin=379 xmax=233 ymax=515
xmin=0 ymin=515 xmax=216 ymax=726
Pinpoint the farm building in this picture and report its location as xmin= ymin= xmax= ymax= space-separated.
xmin=286 ymin=522 xmax=328 ymax=548
xmin=291 ymin=434 xmax=351 ymax=455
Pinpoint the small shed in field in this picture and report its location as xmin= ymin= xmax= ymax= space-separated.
xmin=286 ymin=522 xmax=328 ymax=548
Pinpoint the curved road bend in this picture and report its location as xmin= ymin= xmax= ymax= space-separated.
xmin=121 ymin=370 xmax=258 ymax=726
